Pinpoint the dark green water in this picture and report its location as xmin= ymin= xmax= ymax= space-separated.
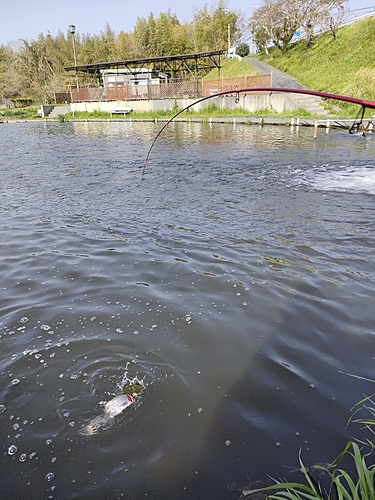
xmin=0 ymin=121 xmax=374 ymax=499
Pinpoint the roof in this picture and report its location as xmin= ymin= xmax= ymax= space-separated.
xmin=65 ymin=50 xmax=225 ymax=78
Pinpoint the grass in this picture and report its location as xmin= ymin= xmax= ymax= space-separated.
xmin=203 ymin=57 xmax=260 ymax=80
xmin=62 ymin=104 xmax=317 ymax=121
xmin=255 ymin=17 xmax=375 ymax=102
xmin=0 ymin=106 xmax=41 ymax=119
xmin=242 ymin=377 xmax=375 ymax=500
xmin=243 ymin=442 xmax=375 ymax=500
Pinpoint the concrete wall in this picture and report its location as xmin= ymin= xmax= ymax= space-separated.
xmin=70 ymin=93 xmax=295 ymax=114
xmin=40 ymin=105 xmax=55 ymax=117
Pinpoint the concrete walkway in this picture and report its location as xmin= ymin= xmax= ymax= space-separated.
xmin=245 ymin=57 xmax=331 ymax=115
xmin=246 ymin=58 xmax=305 ymax=89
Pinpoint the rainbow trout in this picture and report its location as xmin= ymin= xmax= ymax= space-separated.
xmin=80 ymin=394 xmax=134 ymax=436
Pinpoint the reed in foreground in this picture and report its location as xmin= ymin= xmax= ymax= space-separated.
xmin=243 ymin=379 xmax=375 ymax=500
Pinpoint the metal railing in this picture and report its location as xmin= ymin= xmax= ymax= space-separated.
xmin=69 ymin=74 xmax=273 ymax=103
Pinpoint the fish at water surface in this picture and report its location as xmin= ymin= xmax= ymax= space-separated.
xmin=80 ymin=394 xmax=134 ymax=436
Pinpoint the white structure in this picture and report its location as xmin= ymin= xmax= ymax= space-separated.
xmin=100 ymin=68 xmax=168 ymax=88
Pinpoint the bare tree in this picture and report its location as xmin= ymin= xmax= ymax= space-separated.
xmin=250 ymin=0 xmax=348 ymax=52
xmin=326 ymin=0 xmax=349 ymax=39
xmin=250 ymin=0 xmax=300 ymax=53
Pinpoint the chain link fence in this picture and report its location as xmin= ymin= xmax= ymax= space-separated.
xmin=69 ymin=74 xmax=272 ymax=103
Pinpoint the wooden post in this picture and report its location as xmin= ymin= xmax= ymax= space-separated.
xmin=313 ymin=121 xmax=318 ymax=140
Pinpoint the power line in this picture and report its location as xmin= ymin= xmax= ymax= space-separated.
xmin=351 ymin=6 xmax=375 ymax=12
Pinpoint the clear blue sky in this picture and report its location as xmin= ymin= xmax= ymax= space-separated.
xmin=0 ymin=0 xmax=374 ymax=46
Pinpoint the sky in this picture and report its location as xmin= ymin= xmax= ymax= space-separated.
xmin=0 ymin=0 xmax=374 ymax=46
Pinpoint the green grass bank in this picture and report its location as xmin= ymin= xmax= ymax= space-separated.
xmin=255 ymin=16 xmax=375 ymax=114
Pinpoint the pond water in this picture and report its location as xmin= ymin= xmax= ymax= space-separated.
xmin=0 ymin=120 xmax=375 ymax=500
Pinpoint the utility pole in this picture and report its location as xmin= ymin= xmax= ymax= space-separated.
xmin=228 ymin=23 xmax=231 ymax=54
xmin=68 ymin=25 xmax=79 ymax=91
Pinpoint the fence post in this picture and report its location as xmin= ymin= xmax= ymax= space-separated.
xmin=313 ymin=121 xmax=318 ymax=140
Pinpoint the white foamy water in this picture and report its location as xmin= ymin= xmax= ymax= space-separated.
xmin=297 ymin=165 xmax=375 ymax=195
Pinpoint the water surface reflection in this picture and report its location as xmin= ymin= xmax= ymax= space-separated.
xmin=0 ymin=121 xmax=374 ymax=499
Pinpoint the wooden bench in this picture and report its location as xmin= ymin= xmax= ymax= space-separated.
xmin=110 ymin=107 xmax=132 ymax=117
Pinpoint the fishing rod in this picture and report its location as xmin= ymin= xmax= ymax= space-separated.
xmin=141 ymin=87 xmax=375 ymax=181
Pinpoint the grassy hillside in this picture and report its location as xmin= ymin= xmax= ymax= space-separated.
xmin=203 ymin=57 xmax=260 ymax=80
xmin=256 ymin=16 xmax=375 ymax=101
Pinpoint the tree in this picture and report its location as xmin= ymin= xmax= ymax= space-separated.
xmin=100 ymin=23 xmax=117 ymax=61
xmin=326 ymin=0 xmax=349 ymax=39
xmin=147 ymin=13 xmax=157 ymax=56
xmin=115 ymin=31 xmax=135 ymax=59
xmin=170 ymin=22 xmax=193 ymax=55
xmin=154 ymin=10 xmax=180 ymax=56
xmin=192 ymin=0 xmax=240 ymax=52
xmin=250 ymin=0 xmax=299 ymax=53
xmin=131 ymin=17 xmax=149 ymax=57
xmin=236 ymin=43 xmax=249 ymax=57
xmin=250 ymin=0 xmax=348 ymax=52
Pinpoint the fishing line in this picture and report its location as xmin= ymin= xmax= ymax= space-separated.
xmin=140 ymin=88 xmax=375 ymax=182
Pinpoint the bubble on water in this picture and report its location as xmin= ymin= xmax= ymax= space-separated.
xmin=133 ymin=331 xmax=139 ymax=335
xmin=11 ymin=379 xmax=20 ymax=386
xmin=20 ymin=317 xmax=29 ymax=323
xmin=0 ymin=404 xmax=6 ymax=413
xmin=197 ymin=408 xmax=203 ymax=413
xmin=46 ymin=439 xmax=52 ymax=445
xmin=90 ymin=317 xmax=96 ymax=322
xmin=51 ymin=457 xmax=57 ymax=463
xmin=41 ymin=325 xmax=51 ymax=331
xmin=29 ymin=452 xmax=37 ymax=459
xmin=45 ymin=472 xmax=55 ymax=482
xmin=13 ymin=423 xmax=20 ymax=431
xmin=225 ymin=440 xmax=231 ymax=447
xmin=8 ymin=444 xmax=18 ymax=455
xmin=19 ymin=453 xmax=27 ymax=462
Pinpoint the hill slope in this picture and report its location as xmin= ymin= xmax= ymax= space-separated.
xmin=203 ymin=57 xmax=260 ymax=80
xmin=256 ymin=16 xmax=375 ymax=101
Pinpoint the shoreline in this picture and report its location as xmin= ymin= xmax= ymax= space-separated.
xmin=0 ymin=115 xmax=357 ymax=130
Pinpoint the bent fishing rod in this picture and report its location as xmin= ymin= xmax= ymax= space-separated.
xmin=141 ymin=87 xmax=375 ymax=181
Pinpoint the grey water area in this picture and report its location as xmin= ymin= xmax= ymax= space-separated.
xmin=0 ymin=120 xmax=375 ymax=500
